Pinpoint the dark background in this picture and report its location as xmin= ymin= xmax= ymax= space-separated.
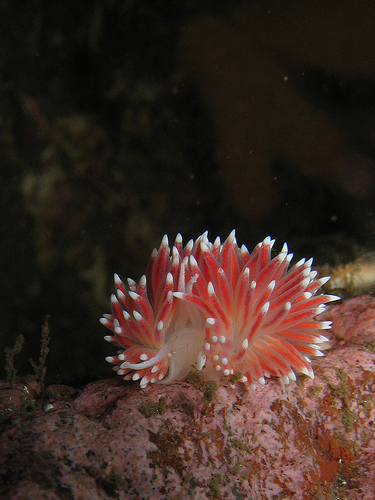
xmin=1 ymin=0 xmax=375 ymax=385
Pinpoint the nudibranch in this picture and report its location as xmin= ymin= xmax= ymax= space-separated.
xmin=100 ymin=231 xmax=337 ymax=389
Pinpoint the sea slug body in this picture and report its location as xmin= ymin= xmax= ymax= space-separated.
xmin=101 ymin=231 xmax=337 ymax=389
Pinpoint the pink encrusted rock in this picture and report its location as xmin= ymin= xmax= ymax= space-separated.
xmin=0 ymin=297 xmax=375 ymax=499
xmin=325 ymin=294 xmax=375 ymax=344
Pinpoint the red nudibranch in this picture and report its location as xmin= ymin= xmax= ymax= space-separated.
xmin=100 ymin=231 xmax=337 ymax=389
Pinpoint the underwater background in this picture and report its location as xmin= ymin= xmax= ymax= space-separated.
xmin=1 ymin=0 xmax=375 ymax=385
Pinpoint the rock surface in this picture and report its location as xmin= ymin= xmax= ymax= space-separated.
xmin=1 ymin=296 xmax=375 ymax=499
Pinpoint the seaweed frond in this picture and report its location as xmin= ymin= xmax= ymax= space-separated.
xmin=30 ymin=315 xmax=50 ymax=393
xmin=4 ymin=334 xmax=25 ymax=388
